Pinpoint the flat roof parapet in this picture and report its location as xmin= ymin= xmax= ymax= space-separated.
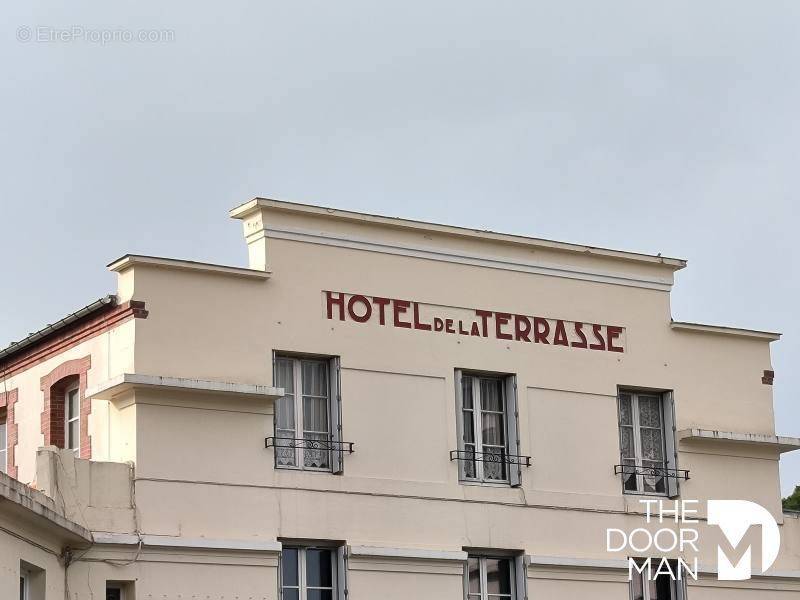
xmin=230 ymin=197 xmax=687 ymax=271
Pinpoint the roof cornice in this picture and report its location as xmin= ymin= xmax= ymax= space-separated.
xmin=230 ymin=197 xmax=687 ymax=271
xmin=671 ymin=321 xmax=781 ymax=341
xmin=107 ymin=254 xmax=271 ymax=279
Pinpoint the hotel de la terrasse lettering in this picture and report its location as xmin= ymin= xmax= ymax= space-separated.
xmin=325 ymin=291 xmax=625 ymax=353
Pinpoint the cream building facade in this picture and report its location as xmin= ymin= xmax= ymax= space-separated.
xmin=1 ymin=198 xmax=799 ymax=599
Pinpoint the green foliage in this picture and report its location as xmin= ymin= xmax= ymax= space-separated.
xmin=783 ymin=486 xmax=800 ymax=511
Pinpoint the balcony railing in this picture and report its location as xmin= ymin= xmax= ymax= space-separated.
xmin=613 ymin=464 xmax=690 ymax=480
xmin=265 ymin=436 xmax=355 ymax=454
xmin=449 ymin=449 xmax=532 ymax=467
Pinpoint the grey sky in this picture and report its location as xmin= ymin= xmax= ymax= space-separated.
xmin=2 ymin=2 xmax=798 ymax=494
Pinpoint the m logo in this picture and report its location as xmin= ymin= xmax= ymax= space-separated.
xmin=707 ymin=500 xmax=780 ymax=580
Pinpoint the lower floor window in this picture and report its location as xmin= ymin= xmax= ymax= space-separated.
xmin=282 ymin=546 xmax=337 ymax=600
xmin=466 ymin=556 xmax=515 ymax=600
xmin=106 ymin=585 xmax=123 ymax=600
xmin=630 ymin=559 xmax=685 ymax=600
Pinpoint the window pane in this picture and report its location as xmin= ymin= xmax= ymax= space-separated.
xmin=306 ymin=591 xmax=333 ymax=600
xmin=468 ymin=557 xmax=481 ymax=593
xmin=276 ymin=395 xmax=296 ymax=432
xmin=630 ymin=568 xmax=644 ymax=600
xmin=0 ymin=422 xmax=6 ymax=448
xmin=480 ymin=379 xmax=504 ymax=412
xmin=306 ymin=549 xmax=333 ymax=588
xmin=642 ymin=461 xmax=666 ymax=494
xmin=275 ymin=358 xmax=296 ymax=434
xmin=275 ymin=358 xmax=294 ymax=393
xmin=303 ymin=433 xmax=331 ymax=469
xmin=654 ymin=564 xmax=676 ymax=599
xmin=648 ymin=576 xmax=660 ymax=600
xmin=483 ymin=448 xmax=507 ymax=481
xmin=106 ymin=588 xmax=122 ymax=600
xmin=464 ymin=444 xmax=477 ymax=479
xmin=281 ymin=548 xmax=299 ymax=587
xmin=302 ymin=361 xmax=328 ymax=397
xmin=623 ymin=458 xmax=638 ymax=491
xmin=275 ymin=436 xmax=297 ymax=467
xmin=462 ymin=376 xmax=473 ymax=409
xmin=0 ymin=449 xmax=7 ymax=474
xmin=282 ymin=590 xmax=299 ymax=600
xmin=485 ymin=559 xmax=512 ymax=594
xmin=640 ymin=428 xmax=664 ymax=462
xmin=303 ymin=396 xmax=329 ymax=434
xmin=619 ymin=394 xmax=632 ymax=426
xmin=638 ymin=396 xmax=662 ymax=428
xmin=68 ymin=420 xmax=79 ymax=449
xmin=68 ymin=389 xmax=80 ymax=420
xmin=482 ymin=413 xmax=505 ymax=446
xmin=462 ymin=410 xmax=475 ymax=444
xmin=620 ymin=426 xmax=634 ymax=459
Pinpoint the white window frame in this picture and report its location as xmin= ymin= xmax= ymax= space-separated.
xmin=0 ymin=415 xmax=7 ymax=474
xmin=618 ymin=391 xmax=669 ymax=497
xmin=281 ymin=546 xmax=338 ymax=600
xmin=65 ymin=383 xmax=80 ymax=453
xmin=465 ymin=555 xmax=516 ymax=600
xmin=460 ymin=374 xmax=510 ymax=484
xmin=274 ymin=356 xmax=333 ymax=472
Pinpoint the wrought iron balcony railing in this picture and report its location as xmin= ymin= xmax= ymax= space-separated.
xmin=265 ymin=437 xmax=355 ymax=454
xmin=613 ymin=464 xmax=690 ymax=480
xmin=449 ymin=449 xmax=532 ymax=467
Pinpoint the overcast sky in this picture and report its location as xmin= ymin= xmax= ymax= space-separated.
xmin=2 ymin=2 xmax=798 ymax=494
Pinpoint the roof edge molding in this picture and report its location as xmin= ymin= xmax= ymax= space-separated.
xmin=678 ymin=429 xmax=800 ymax=453
xmin=92 ymin=532 xmax=282 ymax=552
xmin=108 ymin=254 xmax=271 ymax=280
xmin=85 ymin=373 xmax=284 ymax=401
xmin=671 ymin=321 xmax=781 ymax=341
xmin=0 ymin=295 xmax=116 ymax=362
xmin=229 ymin=197 xmax=687 ymax=271
xmin=260 ymin=225 xmax=675 ymax=292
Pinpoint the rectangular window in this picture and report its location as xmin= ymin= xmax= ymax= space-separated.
xmin=105 ymin=581 xmax=133 ymax=600
xmin=466 ymin=556 xmax=517 ymax=600
xmin=630 ymin=559 xmax=685 ymax=600
xmin=618 ymin=391 xmax=679 ymax=496
xmin=66 ymin=386 xmax=80 ymax=453
xmin=281 ymin=547 xmax=339 ymax=600
xmin=455 ymin=371 xmax=522 ymax=486
xmin=19 ymin=562 xmax=44 ymax=600
xmin=462 ymin=375 xmax=508 ymax=482
xmin=273 ymin=355 xmax=344 ymax=473
xmin=0 ymin=413 xmax=7 ymax=474
xmin=106 ymin=586 xmax=122 ymax=600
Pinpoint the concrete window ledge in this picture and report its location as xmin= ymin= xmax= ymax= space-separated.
xmin=677 ymin=429 xmax=800 ymax=453
xmin=85 ymin=373 xmax=284 ymax=401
